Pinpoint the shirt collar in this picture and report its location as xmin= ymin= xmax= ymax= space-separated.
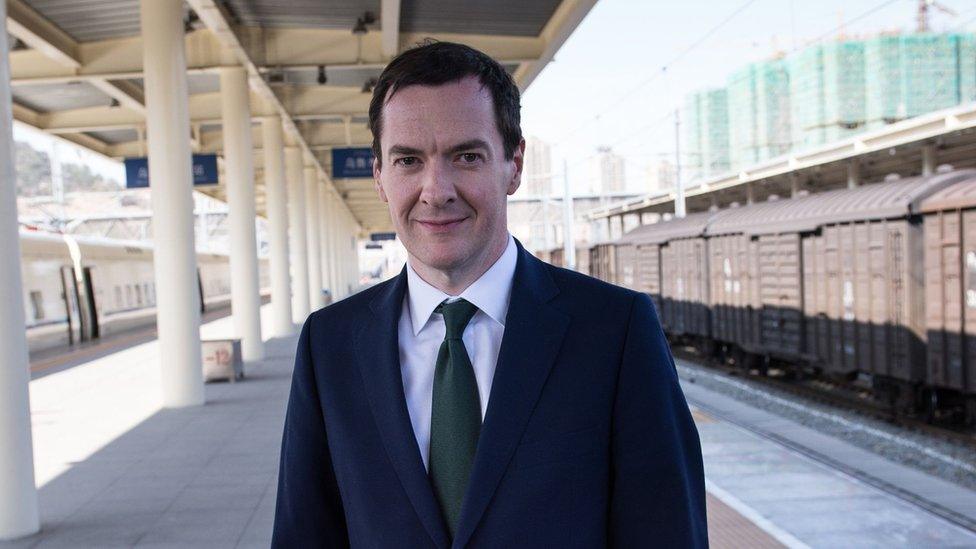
xmin=405 ymin=234 xmax=517 ymax=336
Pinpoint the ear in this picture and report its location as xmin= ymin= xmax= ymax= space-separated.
xmin=373 ymin=157 xmax=388 ymax=203
xmin=506 ymin=138 xmax=526 ymax=196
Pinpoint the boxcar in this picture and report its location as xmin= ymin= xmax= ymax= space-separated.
xmin=706 ymin=172 xmax=970 ymax=385
xmin=621 ymin=211 xmax=720 ymax=340
xmin=921 ymin=177 xmax=976 ymax=410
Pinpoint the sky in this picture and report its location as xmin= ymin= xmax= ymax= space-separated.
xmin=11 ymin=0 xmax=976 ymax=196
xmin=521 ymin=0 xmax=976 ymax=195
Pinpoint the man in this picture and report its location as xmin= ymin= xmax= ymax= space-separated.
xmin=273 ymin=42 xmax=707 ymax=548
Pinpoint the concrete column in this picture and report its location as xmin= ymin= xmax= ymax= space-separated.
xmin=220 ymin=67 xmax=263 ymax=362
xmin=789 ymin=173 xmax=801 ymax=198
xmin=745 ymin=182 xmax=755 ymax=205
xmin=261 ymin=116 xmax=293 ymax=336
xmin=318 ymin=182 xmax=332 ymax=300
xmin=304 ymin=166 xmax=324 ymax=311
xmin=0 ymin=6 xmax=40 ymax=536
xmin=328 ymin=193 xmax=341 ymax=299
xmin=140 ymin=0 xmax=203 ymax=407
xmin=922 ymin=144 xmax=937 ymax=176
xmin=847 ymin=159 xmax=861 ymax=189
xmin=285 ymin=147 xmax=309 ymax=321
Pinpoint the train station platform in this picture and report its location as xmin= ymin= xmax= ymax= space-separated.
xmin=2 ymin=305 xmax=969 ymax=548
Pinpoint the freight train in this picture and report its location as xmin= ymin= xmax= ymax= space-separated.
xmin=20 ymin=230 xmax=270 ymax=355
xmin=549 ymin=169 xmax=976 ymax=422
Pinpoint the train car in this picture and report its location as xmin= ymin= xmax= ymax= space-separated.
xmin=548 ymin=244 xmax=591 ymax=275
xmin=921 ymin=178 xmax=976 ymax=416
xmin=617 ymin=211 xmax=721 ymax=342
xmin=588 ymin=241 xmax=616 ymax=284
xmin=704 ymin=171 xmax=970 ymax=394
xmin=20 ymin=230 xmax=269 ymax=355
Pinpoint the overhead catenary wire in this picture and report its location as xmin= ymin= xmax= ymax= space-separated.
xmin=558 ymin=0 xmax=765 ymax=141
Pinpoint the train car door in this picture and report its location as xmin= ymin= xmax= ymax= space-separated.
xmin=82 ymin=266 xmax=100 ymax=339
xmin=60 ymin=266 xmax=82 ymax=345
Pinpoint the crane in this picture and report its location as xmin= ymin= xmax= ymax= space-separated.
xmin=917 ymin=0 xmax=958 ymax=33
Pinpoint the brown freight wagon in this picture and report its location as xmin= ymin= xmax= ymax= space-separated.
xmin=705 ymin=171 xmax=972 ymax=395
xmin=921 ymin=175 xmax=976 ymax=411
xmin=622 ymin=211 xmax=720 ymax=340
xmin=548 ymin=244 xmax=591 ymax=276
xmin=588 ymin=242 xmax=616 ymax=284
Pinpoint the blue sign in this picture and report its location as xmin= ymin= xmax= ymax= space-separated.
xmin=332 ymin=147 xmax=375 ymax=179
xmin=124 ymin=154 xmax=220 ymax=188
xmin=370 ymin=232 xmax=397 ymax=242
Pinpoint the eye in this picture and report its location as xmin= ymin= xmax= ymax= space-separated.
xmin=393 ymin=156 xmax=419 ymax=167
xmin=458 ymin=153 xmax=481 ymax=163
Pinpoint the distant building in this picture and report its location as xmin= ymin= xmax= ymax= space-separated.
xmin=646 ymin=157 xmax=675 ymax=194
xmin=587 ymin=146 xmax=626 ymax=195
xmin=523 ymin=135 xmax=553 ymax=197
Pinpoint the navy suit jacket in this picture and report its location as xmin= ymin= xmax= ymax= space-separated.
xmin=272 ymin=240 xmax=707 ymax=548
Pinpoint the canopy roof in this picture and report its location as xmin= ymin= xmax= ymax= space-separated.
xmin=7 ymin=0 xmax=596 ymax=232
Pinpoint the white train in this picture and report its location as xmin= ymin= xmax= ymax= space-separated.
xmin=20 ymin=230 xmax=270 ymax=355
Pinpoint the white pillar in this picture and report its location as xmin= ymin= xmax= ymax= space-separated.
xmin=304 ymin=166 xmax=324 ymax=311
xmin=847 ymin=159 xmax=861 ymax=189
xmin=318 ymin=181 xmax=333 ymax=302
xmin=922 ymin=144 xmax=937 ymax=176
xmin=789 ymin=173 xmax=801 ymax=197
xmin=285 ymin=147 xmax=310 ymax=321
xmin=141 ymin=0 xmax=203 ymax=407
xmin=261 ymin=116 xmax=293 ymax=337
xmin=220 ymin=67 xmax=263 ymax=362
xmin=328 ymin=193 xmax=341 ymax=299
xmin=0 ymin=6 xmax=40 ymax=536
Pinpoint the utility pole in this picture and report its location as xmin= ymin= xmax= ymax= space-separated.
xmin=561 ymin=159 xmax=576 ymax=270
xmin=674 ymin=108 xmax=686 ymax=218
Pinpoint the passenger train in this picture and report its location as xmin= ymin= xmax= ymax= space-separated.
xmin=20 ymin=230 xmax=270 ymax=355
xmin=545 ymin=169 xmax=976 ymax=423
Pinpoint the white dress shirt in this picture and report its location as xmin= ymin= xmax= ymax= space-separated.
xmin=398 ymin=234 xmax=518 ymax=471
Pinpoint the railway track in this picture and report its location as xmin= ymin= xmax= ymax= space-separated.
xmin=674 ymin=351 xmax=976 ymax=534
xmin=672 ymin=344 xmax=976 ymax=450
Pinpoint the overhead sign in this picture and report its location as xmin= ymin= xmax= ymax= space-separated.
xmin=332 ymin=147 xmax=375 ymax=179
xmin=370 ymin=232 xmax=397 ymax=242
xmin=124 ymin=154 xmax=220 ymax=188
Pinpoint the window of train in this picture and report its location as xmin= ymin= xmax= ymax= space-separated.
xmin=136 ymin=284 xmax=143 ymax=306
xmin=150 ymin=283 xmax=156 ymax=304
xmin=115 ymin=286 xmax=122 ymax=309
xmin=29 ymin=291 xmax=44 ymax=321
xmin=126 ymin=285 xmax=133 ymax=308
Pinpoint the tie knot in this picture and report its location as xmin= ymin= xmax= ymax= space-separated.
xmin=436 ymin=299 xmax=479 ymax=340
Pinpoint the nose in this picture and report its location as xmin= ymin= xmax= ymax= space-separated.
xmin=418 ymin=159 xmax=457 ymax=208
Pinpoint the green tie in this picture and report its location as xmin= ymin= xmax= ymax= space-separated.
xmin=429 ymin=298 xmax=482 ymax=538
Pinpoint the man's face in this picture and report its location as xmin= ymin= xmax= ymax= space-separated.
xmin=373 ymin=76 xmax=524 ymax=275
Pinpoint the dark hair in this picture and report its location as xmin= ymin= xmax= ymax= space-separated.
xmin=368 ymin=41 xmax=522 ymax=167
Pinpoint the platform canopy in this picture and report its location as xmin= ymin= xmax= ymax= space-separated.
xmin=6 ymin=0 xmax=595 ymax=232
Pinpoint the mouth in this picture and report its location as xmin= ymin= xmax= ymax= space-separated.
xmin=416 ymin=217 xmax=468 ymax=232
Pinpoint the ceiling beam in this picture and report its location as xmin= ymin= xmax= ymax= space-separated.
xmin=5 ymin=0 xmax=147 ymax=115
xmin=5 ymin=0 xmax=79 ymax=67
xmin=187 ymin=0 xmax=360 ymax=226
xmin=381 ymin=0 xmax=401 ymax=59
xmin=9 ymin=27 xmax=542 ymax=84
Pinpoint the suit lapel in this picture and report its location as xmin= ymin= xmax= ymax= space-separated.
xmin=356 ymin=269 xmax=451 ymax=549
xmin=453 ymin=244 xmax=570 ymax=549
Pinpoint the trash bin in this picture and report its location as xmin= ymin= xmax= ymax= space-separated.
xmin=201 ymin=338 xmax=244 ymax=383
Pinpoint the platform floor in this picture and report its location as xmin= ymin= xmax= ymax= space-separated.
xmin=0 ymin=304 xmax=939 ymax=548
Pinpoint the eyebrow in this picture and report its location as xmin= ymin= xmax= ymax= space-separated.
xmin=387 ymin=139 xmax=491 ymax=160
